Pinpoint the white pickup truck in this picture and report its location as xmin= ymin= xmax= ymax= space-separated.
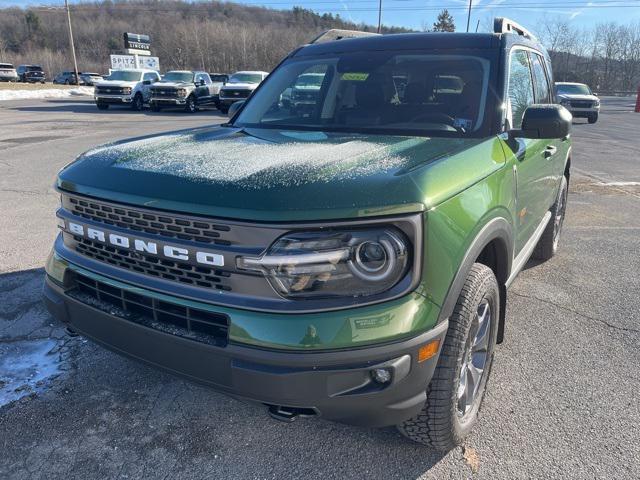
xmin=217 ymin=71 xmax=268 ymax=113
xmin=94 ymin=69 xmax=160 ymax=111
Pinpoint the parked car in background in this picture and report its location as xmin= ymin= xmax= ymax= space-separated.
xmin=79 ymin=72 xmax=103 ymax=86
xmin=0 ymin=63 xmax=18 ymax=82
xmin=53 ymin=71 xmax=81 ymax=85
xmin=94 ymin=69 xmax=160 ymax=111
xmin=17 ymin=65 xmax=45 ymax=83
xmin=208 ymin=73 xmax=229 ymax=108
xmin=217 ymin=70 xmax=268 ymax=113
xmin=280 ymin=72 xmax=324 ymax=112
xmin=555 ymin=82 xmax=600 ymax=123
xmin=150 ymin=71 xmax=216 ymax=113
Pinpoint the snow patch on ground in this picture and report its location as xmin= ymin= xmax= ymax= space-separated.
xmin=0 ymin=339 xmax=62 ymax=407
xmin=0 ymin=86 xmax=93 ymax=102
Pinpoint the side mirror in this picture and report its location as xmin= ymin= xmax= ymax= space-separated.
xmin=200 ymin=79 xmax=206 ymax=86
xmin=509 ymin=104 xmax=572 ymax=139
xmin=227 ymin=100 xmax=245 ymax=118
xmin=143 ymin=80 xmax=151 ymax=85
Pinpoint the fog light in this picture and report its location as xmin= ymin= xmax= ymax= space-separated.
xmin=371 ymin=368 xmax=392 ymax=384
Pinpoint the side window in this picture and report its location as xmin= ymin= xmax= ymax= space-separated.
xmin=202 ymin=74 xmax=211 ymax=85
xmin=531 ymin=54 xmax=551 ymax=104
xmin=507 ymin=50 xmax=535 ymax=129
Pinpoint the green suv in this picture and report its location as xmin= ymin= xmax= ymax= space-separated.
xmin=44 ymin=18 xmax=571 ymax=450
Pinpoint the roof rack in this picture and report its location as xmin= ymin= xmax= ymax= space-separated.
xmin=493 ymin=17 xmax=537 ymax=41
xmin=310 ymin=29 xmax=380 ymax=44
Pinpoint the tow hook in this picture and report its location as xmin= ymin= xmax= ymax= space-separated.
xmin=266 ymin=404 xmax=318 ymax=423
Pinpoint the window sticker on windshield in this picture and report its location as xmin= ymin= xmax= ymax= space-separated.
xmin=454 ymin=118 xmax=473 ymax=130
xmin=341 ymin=72 xmax=369 ymax=81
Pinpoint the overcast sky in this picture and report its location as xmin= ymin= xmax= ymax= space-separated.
xmin=1 ymin=0 xmax=638 ymax=32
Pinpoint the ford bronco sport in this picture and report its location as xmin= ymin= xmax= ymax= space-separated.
xmin=44 ymin=18 xmax=572 ymax=450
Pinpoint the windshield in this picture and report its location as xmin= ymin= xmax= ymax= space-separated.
xmin=556 ymin=84 xmax=592 ymax=95
xmin=105 ymin=70 xmax=142 ymax=82
xmin=229 ymin=73 xmax=263 ymax=84
xmin=27 ymin=66 xmax=43 ymax=72
xmin=234 ymin=51 xmax=491 ymax=136
xmin=210 ymin=74 xmax=228 ymax=82
xmin=162 ymin=71 xmax=194 ymax=83
xmin=0 ymin=64 xmax=13 ymax=69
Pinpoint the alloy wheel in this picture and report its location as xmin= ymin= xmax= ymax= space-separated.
xmin=457 ymin=299 xmax=491 ymax=417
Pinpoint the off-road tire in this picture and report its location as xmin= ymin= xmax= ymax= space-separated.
xmin=588 ymin=113 xmax=598 ymax=124
xmin=185 ymin=95 xmax=197 ymax=113
xmin=96 ymin=103 xmax=109 ymax=110
xmin=219 ymin=105 xmax=229 ymax=114
xmin=131 ymin=93 xmax=144 ymax=111
xmin=398 ymin=263 xmax=499 ymax=451
xmin=533 ymin=175 xmax=568 ymax=261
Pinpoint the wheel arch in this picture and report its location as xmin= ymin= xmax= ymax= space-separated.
xmin=437 ymin=216 xmax=513 ymax=343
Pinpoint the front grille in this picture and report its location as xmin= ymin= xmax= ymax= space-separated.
xmin=74 ymin=237 xmax=232 ymax=291
xmin=66 ymin=195 xmax=232 ymax=246
xmin=96 ymin=86 xmax=127 ymax=95
xmin=69 ymin=272 xmax=229 ymax=346
xmin=220 ymin=88 xmax=250 ymax=99
xmin=152 ymin=88 xmax=179 ymax=97
xmin=570 ymin=100 xmax=593 ymax=108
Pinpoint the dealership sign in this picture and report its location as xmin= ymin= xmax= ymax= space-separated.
xmin=110 ymin=54 xmax=159 ymax=70
xmin=124 ymin=32 xmax=151 ymax=51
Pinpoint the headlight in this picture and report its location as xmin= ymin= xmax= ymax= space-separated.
xmin=559 ymin=98 xmax=571 ymax=106
xmin=594 ymin=99 xmax=600 ymax=106
xmin=123 ymin=87 xmax=132 ymax=95
xmin=177 ymin=88 xmax=187 ymax=97
xmin=237 ymin=228 xmax=410 ymax=299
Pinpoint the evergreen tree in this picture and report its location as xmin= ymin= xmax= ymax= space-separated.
xmin=432 ymin=9 xmax=455 ymax=32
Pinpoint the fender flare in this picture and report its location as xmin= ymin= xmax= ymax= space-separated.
xmin=437 ymin=216 xmax=513 ymax=329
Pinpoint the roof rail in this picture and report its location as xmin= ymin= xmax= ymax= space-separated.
xmin=310 ymin=29 xmax=380 ymax=44
xmin=493 ymin=17 xmax=537 ymax=41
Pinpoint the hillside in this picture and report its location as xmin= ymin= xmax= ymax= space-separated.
xmin=0 ymin=0 xmax=412 ymax=76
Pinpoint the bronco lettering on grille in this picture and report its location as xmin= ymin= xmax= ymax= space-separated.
xmin=66 ymin=221 xmax=225 ymax=267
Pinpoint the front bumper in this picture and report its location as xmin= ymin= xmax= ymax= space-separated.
xmin=219 ymin=97 xmax=249 ymax=107
xmin=95 ymin=95 xmax=133 ymax=104
xmin=150 ymin=97 xmax=187 ymax=105
xmin=44 ymin=254 xmax=447 ymax=427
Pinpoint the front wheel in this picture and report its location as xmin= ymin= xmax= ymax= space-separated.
xmin=398 ymin=263 xmax=500 ymax=451
xmin=218 ymin=105 xmax=229 ymax=114
xmin=588 ymin=113 xmax=598 ymax=124
xmin=184 ymin=95 xmax=197 ymax=113
xmin=533 ymin=175 xmax=568 ymax=261
xmin=131 ymin=94 xmax=144 ymax=111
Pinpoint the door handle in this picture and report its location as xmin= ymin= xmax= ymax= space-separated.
xmin=543 ymin=145 xmax=557 ymax=159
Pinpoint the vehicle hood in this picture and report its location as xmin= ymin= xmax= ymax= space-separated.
xmin=557 ymin=94 xmax=597 ymax=101
xmin=222 ymin=82 xmax=258 ymax=90
xmin=57 ymin=127 xmax=493 ymax=221
xmin=95 ymin=80 xmax=139 ymax=87
xmin=152 ymin=81 xmax=192 ymax=88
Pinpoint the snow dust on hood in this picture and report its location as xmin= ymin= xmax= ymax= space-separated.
xmin=78 ymin=128 xmax=445 ymax=190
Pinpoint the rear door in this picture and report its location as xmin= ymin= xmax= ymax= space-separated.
xmin=506 ymin=48 xmax=555 ymax=254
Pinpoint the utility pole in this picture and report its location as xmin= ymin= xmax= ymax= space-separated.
xmin=377 ymin=0 xmax=382 ymax=34
xmin=466 ymin=0 xmax=472 ymax=33
xmin=65 ymin=0 xmax=80 ymax=86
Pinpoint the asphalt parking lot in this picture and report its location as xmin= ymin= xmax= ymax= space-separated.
xmin=1 ymin=96 xmax=639 ymax=479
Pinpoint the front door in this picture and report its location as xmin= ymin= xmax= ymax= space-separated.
xmin=504 ymin=49 xmax=556 ymax=255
